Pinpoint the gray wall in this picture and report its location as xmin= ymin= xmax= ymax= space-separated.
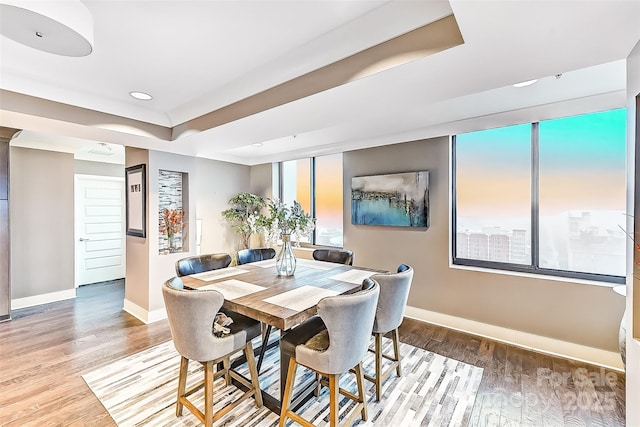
xmin=10 ymin=150 xmax=125 ymax=302
xmin=250 ymin=163 xmax=274 ymax=200
xmin=75 ymin=159 xmax=123 ymax=177
xmin=196 ymin=157 xmax=251 ymax=255
xmin=147 ymin=150 xmax=199 ymax=313
xmin=10 ymin=147 xmax=75 ymax=299
xmin=124 ymin=148 xmax=151 ymax=312
xmin=8 ymin=145 xmax=252 ymax=311
xmin=343 ymin=137 xmax=625 ymax=351
xmin=121 ymin=151 xmax=252 ymax=316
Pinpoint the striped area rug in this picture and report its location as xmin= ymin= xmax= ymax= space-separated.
xmin=82 ymin=334 xmax=483 ymax=426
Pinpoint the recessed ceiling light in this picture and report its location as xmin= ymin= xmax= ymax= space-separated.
xmin=129 ymin=91 xmax=153 ymax=100
xmin=513 ymin=79 xmax=538 ymax=88
xmin=252 ymin=142 xmax=263 ymax=147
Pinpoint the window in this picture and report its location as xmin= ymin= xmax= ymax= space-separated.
xmin=280 ymin=153 xmax=343 ymax=247
xmin=455 ymin=124 xmax=532 ymax=265
xmin=453 ymin=109 xmax=626 ymax=283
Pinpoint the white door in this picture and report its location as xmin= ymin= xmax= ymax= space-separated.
xmin=75 ymin=175 xmax=126 ymax=286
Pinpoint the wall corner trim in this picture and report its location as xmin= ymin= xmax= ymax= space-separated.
xmin=405 ymin=305 xmax=625 ymax=372
xmin=123 ymin=298 xmax=167 ymax=324
xmin=11 ymin=289 xmax=76 ymax=310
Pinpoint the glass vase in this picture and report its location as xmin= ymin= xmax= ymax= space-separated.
xmin=275 ymin=234 xmax=296 ymax=276
xmin=167 ymin=233 xmax=181 ymax=253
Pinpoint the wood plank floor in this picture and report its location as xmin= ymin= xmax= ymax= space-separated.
xmin=0 ymin=280 xmax=626 ymax=426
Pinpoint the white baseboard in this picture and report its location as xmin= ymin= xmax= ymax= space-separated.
xmin=405 ymin=305 xmax=625 ymax=372
xmin=11 ymin=289 xmax=76 ymax=309
xmin=123 ymin=299 xmax=167 ymax=324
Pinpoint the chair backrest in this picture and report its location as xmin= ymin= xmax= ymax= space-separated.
xmin=312 ymin=248 xmax=354 ymax=265
xmin=295 ymin=279 xmax=379 ymax=374
xmin=397 ymin=263 xmax=411 ymax=273
xmin=175 ymin=253 xmax=232 ymax=277
xmin=162 ymin=278 xmax=247 ymax=362
xmin=236 ymin=247 xmax=276 ymax=265
xmin=370 ymin=264 xmax=414 ymax=334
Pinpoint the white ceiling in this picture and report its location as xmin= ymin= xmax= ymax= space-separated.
xmin=1 ymin=0 xmax=639 ymax=165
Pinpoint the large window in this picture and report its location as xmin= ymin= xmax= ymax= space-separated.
xmin=280 ymin=153 xmax=343 ymax=247
xmin=453 ymin=109 xmax=626 ymax=283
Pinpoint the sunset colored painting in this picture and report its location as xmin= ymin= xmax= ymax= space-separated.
xmin=351 ymin=171 xmax=429 ymax=228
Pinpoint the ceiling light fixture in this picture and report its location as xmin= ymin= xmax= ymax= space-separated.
xmin=129 ymin=91 xmax=153 ymax=101
xmin=0 ymin=0 xmax=94 ymax=57
xmin=87 ymin=143 xmax=113 ymax=156
xmin=252 ymin=142 xmax=263 ymax=147
xmin=513 ymin=79 xmax=538 ymax=88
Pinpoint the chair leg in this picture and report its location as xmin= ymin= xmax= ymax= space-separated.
xmin=283 ymin=363 xmax=368 ymax=427
xmin=222 ymin=356 xmax=231 ymax=386
xmin=392 ymin=328 xmax=401 ymax=377
xmin=374 ymin=332 xmax=383 ymax=401
xmin=314 ymin=372 xmax=321 ymax=397
xmin=176 ymin=356 xmax=189 ymax=416
xmin=174 ymin=348 xmax=263 ymax=426
xmin=354 ymin=362 xmax=368 ymax=421
xmin=244 ymin=341 xmax=263 ymax=407
xmin=328 ymin=374 xmax=339 ymax=427
xmin=203 ymin=361 xmax=214 ymax=427
xmin=279 ymin=358 xmax=298 ymax=427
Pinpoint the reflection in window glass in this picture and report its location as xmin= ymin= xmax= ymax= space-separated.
xmin=539 ymin=109 xmax=626 ymax=276
xmin=455 ymin=124 xmax=532 ymax=264
xmin=315 ymin=154 xmax=343 ymax=247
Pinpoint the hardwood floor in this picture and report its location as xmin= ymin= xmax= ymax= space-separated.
xmin=0 ymin=281 xmax=171 ymax=426
xmin=399 ymin=319 xmax=626 ymax=426
xmin=0 ymin=281 xmax=625 ymax=426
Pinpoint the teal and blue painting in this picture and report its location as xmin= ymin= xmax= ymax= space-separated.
xmin=351 ymin=171 xmax=429 ymax=228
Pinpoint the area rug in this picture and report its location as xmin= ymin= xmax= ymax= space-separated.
xmin=82 ymin=334 xmax=483 ymax=426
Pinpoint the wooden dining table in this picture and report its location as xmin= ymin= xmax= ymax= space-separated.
xmin=179 ymin=257 xmax=385 ymax=413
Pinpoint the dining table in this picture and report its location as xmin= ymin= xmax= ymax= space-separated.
xmin=179 ymin=257 xmax=385 ymax=414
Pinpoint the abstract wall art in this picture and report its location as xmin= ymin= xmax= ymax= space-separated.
xmin=351 ymin=171 xmax=429 ymax=228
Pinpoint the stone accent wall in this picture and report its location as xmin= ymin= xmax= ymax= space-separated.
xmin=158 ymin=170 xmax=184 ymax=254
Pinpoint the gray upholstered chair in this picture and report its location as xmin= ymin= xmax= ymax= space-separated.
xmin=279 ymin=279 xmax=379 ymax=427
xmin=162 ymin=278 xmax=263 ymax=427
xmin=312 ymin=248 xmax=354 ymax=265
xmin=366 ymin=264 xmax=414 ymax=401
xmin=236 ymin=247 xmax=276 ymax=265
xmin=175 ymin=253 xmax=232 ymax=277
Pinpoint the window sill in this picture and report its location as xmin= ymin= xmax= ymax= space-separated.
xmin=449 ymin=262 xmax=621 ymax=288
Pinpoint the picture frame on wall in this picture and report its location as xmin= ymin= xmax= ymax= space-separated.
xmin=351 ymin=170 xmax=429 ymax=228
xmin=125 ymin=164 xmax=146 ymax=237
